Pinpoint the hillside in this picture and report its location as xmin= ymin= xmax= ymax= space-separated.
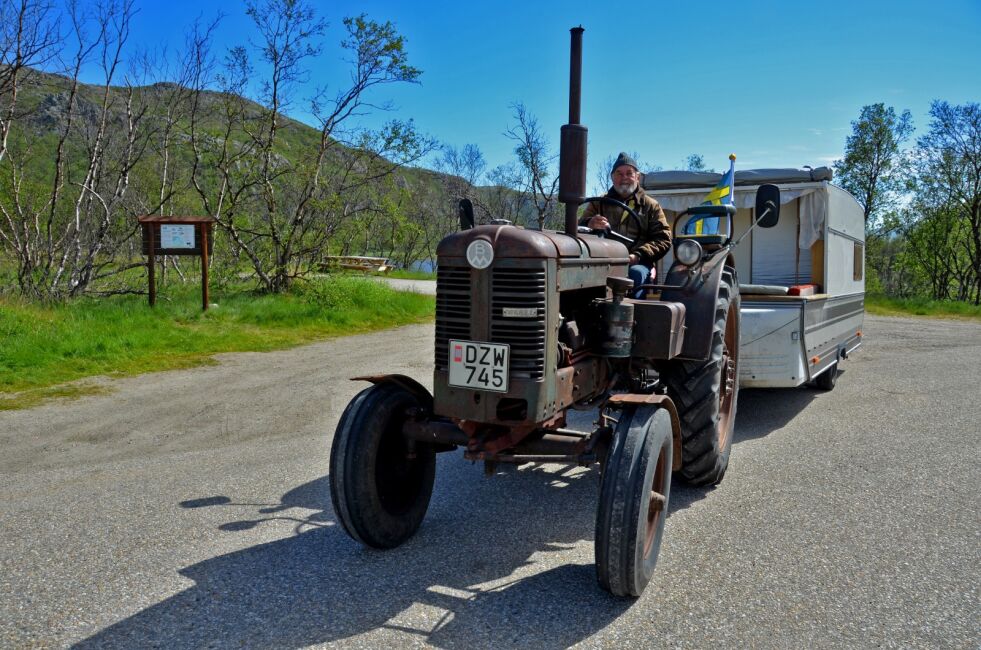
xmin=12 ymin=66 xmax=458 ymax=200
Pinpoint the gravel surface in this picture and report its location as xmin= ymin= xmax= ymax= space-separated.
xmin=1 ymin=315 xmax=978 ymax=648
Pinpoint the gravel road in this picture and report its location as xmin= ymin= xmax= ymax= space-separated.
xmin=1 ymin=315 xmax=978 ymax=648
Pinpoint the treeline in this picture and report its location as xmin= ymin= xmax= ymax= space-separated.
xmin=834 ymin=102 xmax=981 ymax=305
xmin=2 ymin=2 xmax=978 ymax=305
xmin=0 ymin=0 xmax=716 ymax=301
xmin=0 ymin=0 xmax=521 ymax=299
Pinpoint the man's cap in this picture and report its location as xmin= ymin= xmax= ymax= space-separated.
xmin=611 ymin=152 xmax=639 ymax=174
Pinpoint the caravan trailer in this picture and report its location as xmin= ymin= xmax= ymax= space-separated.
xmin=645 ymin=168 xmax=865 ymax=389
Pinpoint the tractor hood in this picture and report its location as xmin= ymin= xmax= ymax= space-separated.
xmin=437 ymin=224 xmax=627 ymax=261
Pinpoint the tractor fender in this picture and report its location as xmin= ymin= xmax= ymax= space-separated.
xmin=351 ymin=374 xmax=434 ymax=413
xmin=605 ymin=393 xmax=684 ymax=471
xmin=659 ymin=254 xmax=736 ymax=361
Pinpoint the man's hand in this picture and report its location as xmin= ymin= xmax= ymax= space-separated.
xmin=586 ymin=215 xmax=609 ymax=231
xmin=629 ymin=253 xmax=639 ymax=264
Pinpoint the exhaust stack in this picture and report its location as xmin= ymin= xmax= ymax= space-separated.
xmin=559 ymin=26 xmax=588 ymax=237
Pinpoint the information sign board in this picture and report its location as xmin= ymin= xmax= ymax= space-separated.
xmin=160 ymin=224 xmax=195 ymax=249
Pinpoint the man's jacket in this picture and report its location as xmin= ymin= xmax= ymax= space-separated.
xmin=580 ymin=187 xmax=672 ymax=267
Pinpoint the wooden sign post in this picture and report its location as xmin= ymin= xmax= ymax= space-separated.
xmin=138 ymin=216 xmax=217 ymax=310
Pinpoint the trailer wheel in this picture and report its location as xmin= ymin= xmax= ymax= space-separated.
xmin=661 ymin=269 xmax=739 ymax=485
xmin=813 ymin=363 xmax=838 ymax=391
xmin=329 ymin=383 xmax=436 ymax=549
xmin=595 ymin=406 xmax=673 ymax=597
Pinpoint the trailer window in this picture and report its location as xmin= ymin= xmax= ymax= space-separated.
xmin=853 ymin=242 xmax=864 ymax=281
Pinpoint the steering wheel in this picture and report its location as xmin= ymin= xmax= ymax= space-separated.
xmin=579 ymin=196 xmax=642 ymax=247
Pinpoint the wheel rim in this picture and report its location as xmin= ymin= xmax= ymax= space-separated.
xmin=717 ymin=300 xmax=738 ymax=452
xmin=643 ymin=441 xmax=669 ymax=557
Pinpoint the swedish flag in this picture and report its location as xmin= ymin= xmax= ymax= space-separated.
xmin=702 ymin=154 xmax=736 ymax=206
xmin=687 ymin=154 xmax=736 ymax=235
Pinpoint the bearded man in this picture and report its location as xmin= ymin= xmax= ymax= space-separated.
xmin=580 ymin=152 xmax=672 ymax=291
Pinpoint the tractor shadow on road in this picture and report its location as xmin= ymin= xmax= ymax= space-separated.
xmin=669 ymin=386 xmax=820 ymax=514
xmin=76 ymin=461 xmax=636 ymax=649
xmin=77 ymin=388 xmax=821 ymax=649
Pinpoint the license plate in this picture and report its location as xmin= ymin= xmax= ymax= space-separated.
xmin=448 ymin=340 xmax=510 ymax=392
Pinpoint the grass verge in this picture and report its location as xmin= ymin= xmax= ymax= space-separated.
xmin=866 ymin=294 xmax=981 ymax=320
xmin=0 ymin=276 xmax=434 ymax=408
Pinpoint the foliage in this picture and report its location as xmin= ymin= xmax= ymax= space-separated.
xmin=504 ymin=102 xmax=560 ymax=230
xmin=684 ymin=153 xmax=707 ymax=172
xmin=865 ymin=293 xmax=981 ymax=319
xmin=833 ymin=103 xmax=913 ymax=226
xmin=910 ymin=101 xmax=981 ymax=304
xmin=0 ymin=0 xmax=441 ymax=300
xmin=839 ymin=101 xmax=980 ymax=306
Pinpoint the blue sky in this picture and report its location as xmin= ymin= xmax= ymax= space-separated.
xmin=101 ymin=0 xmax=980 ymax=180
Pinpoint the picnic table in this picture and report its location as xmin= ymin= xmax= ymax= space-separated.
xmin=320 ymin=256 xmax=393 ymax=273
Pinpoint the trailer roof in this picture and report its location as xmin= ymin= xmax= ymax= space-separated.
xmin=642 ymin=167 xmax=833 ymax=191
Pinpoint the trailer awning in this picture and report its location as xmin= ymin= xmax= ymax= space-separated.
xmin=642 ymin=170 xmax=830 ymax=250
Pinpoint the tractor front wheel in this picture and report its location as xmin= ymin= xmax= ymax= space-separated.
xmin=595 ymin=405 xmax=673 ymax=597
xmin=329 ymin=383 xmax=436 ymax=548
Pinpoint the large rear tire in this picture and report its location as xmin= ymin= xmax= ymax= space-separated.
xmin=661 ymin=268 xmax=740 ymax=485
xmin=329 ymin=383 xmax=436 ymax=549
xmin=595 ymin=406 xmax=673 ymax=597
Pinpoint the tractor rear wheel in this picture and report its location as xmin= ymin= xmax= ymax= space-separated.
xmin=329 ymin=383 xmax=436 ymax=548
xmin=595 ymin=405 xmax=673 ymax=597
xmin=661 ymin=268 xmax=739 ymax=485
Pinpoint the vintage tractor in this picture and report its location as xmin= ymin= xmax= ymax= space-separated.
xmin=329 ymin=28 xmax=780 ymax=597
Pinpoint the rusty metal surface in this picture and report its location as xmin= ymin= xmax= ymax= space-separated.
xmin=351 ymin=374 xmax=434 ymax=412
xmin=556 ymin=259 xmax=627 ymax=292
xmin=455 ymin=412 xmax=568 ymax=455
xmin=437 ymin=225 xmax=580 ymax=259
xmin=605 ymin=394 xmax=683 ymax=471
xmin=401 ymin=418 xmax=468 ymax=447
xmin=560 ymin=26 xmax=586 ymax=236
xmin=630 ymin=300 xmax=687 ymax=359
xmin=599 ymin=299 xmax=634 ymax=358
xmin=464 ymin=453 xmax=597 ymax=466
xmin=576 ymin=232 xmax=631 ymax=260
xmin=659 ymin=256 xmax=729 ymax=361
xmin=433 ymin=257 xmax=556 ymax=425
xmin=559 ymin=124 xmax=588 ymax=206
xmin=463 ymin=431 xmax=601 ymax=467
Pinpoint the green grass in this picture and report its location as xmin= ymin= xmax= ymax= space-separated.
xmin=0 ymin=277 xmax=434 ymax=407
xmin=866 ymin=294 xmax=981 ymax=319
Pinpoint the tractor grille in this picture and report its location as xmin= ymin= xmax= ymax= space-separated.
xmin=491 ymin=267 xmax=546 ymax=379
xmin=435 ymin=265 xmax=471 ymax=369
xmin=434 ymin=262 xmax=547 ymax=380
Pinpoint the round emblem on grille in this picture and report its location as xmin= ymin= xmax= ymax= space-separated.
xmin=466 ymin=239 xmax=494 ymax=269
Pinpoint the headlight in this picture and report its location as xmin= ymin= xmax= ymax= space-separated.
xmin=675 ymin=239 xmax=703 ymax=266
